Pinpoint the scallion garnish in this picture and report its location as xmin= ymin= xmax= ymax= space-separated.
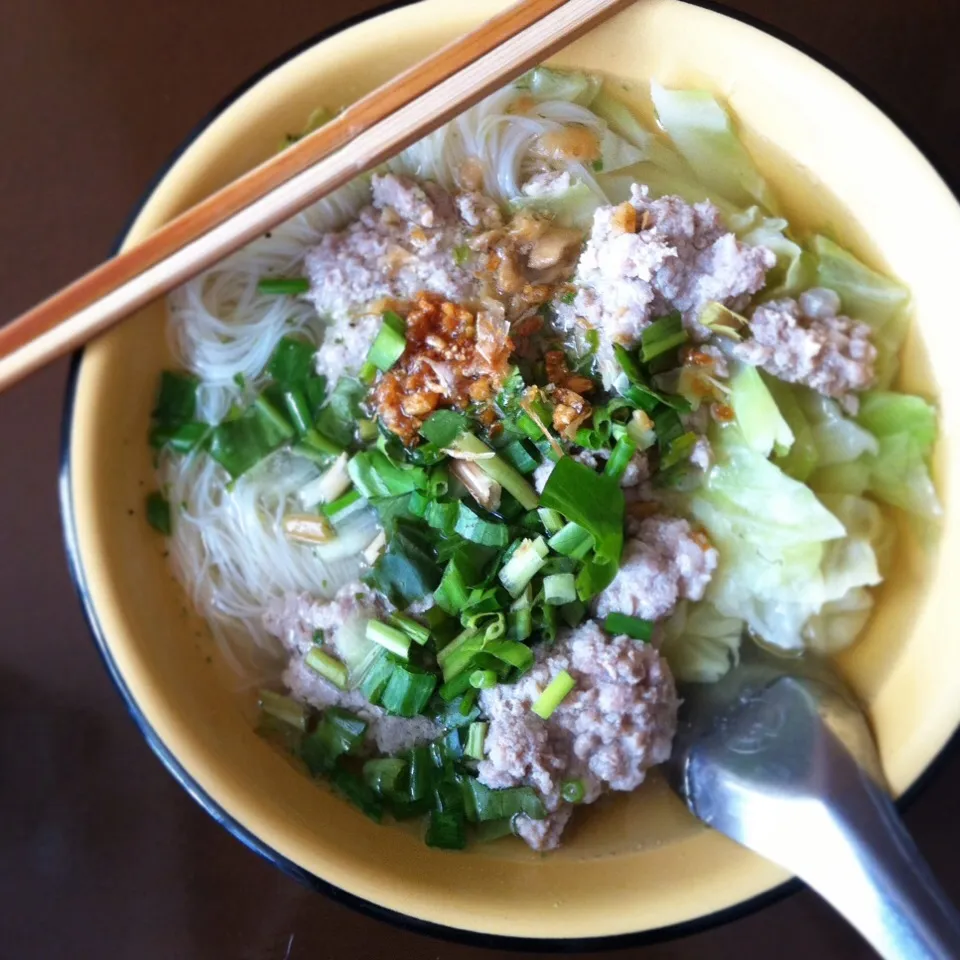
xmin=454 ymin=503 xmax=509 ymax=547
xmin=362 ymin=758 xmax=407 ymax=797
xmin=465 ymin=721 xmax=488 ymax=760
xmin=660 ymin=430 xmax=698 ymax=470
xmin=537 ymin=507 xmax=566 ymax=535
xmin=366 ymin=620 xmax=412 ymax=659
xmin=531 ymin=670 xmax=575 ymax=720
xmin=420 ymin=409 xmax=468 ymax=447
xmin=641 ymin=312 xmax=688 ymax=362
xmin=258 ymin=689 xmax=309 ymax=731
xmin=546 ymin=521 xmax=595 ymax=560
xmin=462 ymin=779 xmax=547 ymax=822
xmin=380 ymin=663 xmax=437 ymax=717
xmin=321 ymin=488 xmax=361 ymax=518
xmin=450 ymin=434 xmax=539 ymax=510
xmin=367 ymin=311 xmax=407 ymax=372
xmin=425 ymin=809 xmax=467 ymax=850
xmin=305 ymin=647 xmax=349 ymax=688
xmin=543 ymin=573 xmax=577 ymax=606
xmin=561 ymin=779 xmax=586 ymax=803
xmin=604 ymin=434 xmax=638 ymax=482
xmin=469 ymin=670 xmax=498 ymax=690
xmin=300 ymin=707 xmax=367 ymax=775
xmin=604 ymin=612 xmax=654 ymax=641
xmin=146 ymin=491 xmax=172 ymax=535
xmin=257 ymin=277 xmax=310 ymax=296
xmin=498 ymin=537 xmax=548 ymax=597
xmin=388 ymin=612 xmax=431 ymax=646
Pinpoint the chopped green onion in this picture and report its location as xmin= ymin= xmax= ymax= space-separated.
xmin=408 ymin=745 xmax=432 ymax=801
xmin=537 ymin=507 xmax=566 ymax=535
xmin=322 ymin=488 xmax=361 ymax=518
xmin=604 ymin=612 xmax=654 ymax=642
xmin=560 ymin=600 xmax=586 ymax=628
xmin=425 ymin=809 xmax=467 ymax=850
xmin=258 ymin=689 xmax=308 ymax=731
xmin=328 ymin=766 xmax=383 ymax=822
xmin=146 ymin=491 xmax=172 ymax=535
xmin=253 ymin=394 xmax=296 ymax=440
xmin=388 ymin=612 xmax=431 ymax=646
xmin=462 ymin=778 xmax=546 ymax=822
xmin=454 ymin=503 xmax=509 ymax=547
xmin=420 ymin=409 xmax=468 ymax=447
xmin=543 ymin=573 xmax=577 ymax=606
xmin=559 ymin=290 xmax=577 ymax=305
xmin=604 ymin=435 xmax=638 ymax=481
xmin=641 ymin=312 xmax=688 ymax=362
xmin=465 ymin=721 xmax=488 ymax=760
xmin=266 ymin=336 xmax=315 ymax=385
xmin=359 ymin=651 xmax=395 ymax=704
xmin=257 ymin=277 xmax=310 ymax=296
xmin=474 ymin=818 xmax=515 ymax=843
xmin=531 ymin=670 xmax=575 ymax=720
xmin=358 ymin=361 xmax=378 ymax=384
xmin=367 ymin=313 xmax=407 ymax=372
xmin=305 ymin=647 xmax=348 ymax=688
xmin=365 ymin=620 xmax=412 ymax=659
xmin=300 ymin=707 xmax=366 ymax=775
xmin=451 ymin=434 xmax=539 ymax=510
xmin=469 ymin=670 xmax=498 ymax=690
xmin=459 ymin=687 xmax=480 ymax=718
xmin=498 ymin=537 xmax=548 ymax=597
xmin=362 ymin=758 xmax=407 ymax=797
xmin=434 ymin=557 xmax=471 ymax=615
xmin=453 ymin=244 xmax=470 ymax=266
xmin=508 ymin=607 xmax=533 ymax=641
xmin=149 ymin=420 xmax=209 ymax=453
xmin=561 ymin=779 xmax=586 ymax=804
xmin=380 ymin=664 xmax=437 ymax=717
xmin=654 ymin=407 xmax=684 ymax=450
xmin=153 ymin=370 xmax=198 ymax=425
xmin=500 ymin=439 xmax=540 ymax=475
xmin=547 ymin=521 xmax=595 ymax=560
xmin=357 ymin=418 xmax=378 ymax=442
xmin=660 ymin=430 xmax=698 ymax=470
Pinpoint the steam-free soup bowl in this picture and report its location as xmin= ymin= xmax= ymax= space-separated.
xmin=61 ymin=0 xmax=960 ymax=945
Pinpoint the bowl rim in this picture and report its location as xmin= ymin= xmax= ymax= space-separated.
xmin=58 ymin=0 xmax=960 ymax=950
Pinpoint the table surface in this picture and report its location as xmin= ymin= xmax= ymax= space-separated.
xmin=2 ymin=1 xmax=959 ymax=957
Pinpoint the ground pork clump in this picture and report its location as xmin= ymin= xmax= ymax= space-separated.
xmin=733 ymin=287 xmax=876 ymax=409
xmin=595 ymin=516 xmax=718 ymax=622
xmin=263 ymin=583 xmax=440 ymax=755
xmin=305 ymin=173 xmax=489 ymax=381
xmin=553 ymin=184 xmax=775 ymax=385
xmin=477 ymin=620 xmax=678 ymax=850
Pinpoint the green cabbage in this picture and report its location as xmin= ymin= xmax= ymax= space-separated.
xmin=811 ymin=236 xmax=911 ymax=387
xmin=521 ymin=66 xmax=602 ymax=106
xmin=661 ymin=600 xmax=742 ymax=683
xmin=598 ymin=128 xmax=646 ymax=174
xmin=728 ymin=362 xmax=794 ymax=457
xmin=856 ymin=390 xmax=940 ymax=518
xmin=650 ymin=82 xmax=778 ymax=212
xmin=690 ymin=425 xmax=885 ymax=651
xmin=733 ymin=207 xmax=814 ymax=298
xmin=509 ymin=177 xmax=602 ymax=229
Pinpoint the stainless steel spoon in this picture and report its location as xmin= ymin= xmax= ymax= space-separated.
xmin=663 ymin=642 xmax=960 ymax=959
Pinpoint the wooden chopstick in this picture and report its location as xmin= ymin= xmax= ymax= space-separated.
xmin=0 ymin=0 xmax=632 ymax=394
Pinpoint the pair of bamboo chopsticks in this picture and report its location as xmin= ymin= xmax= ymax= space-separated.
xmin=0 ymin=0 xmax=632 ymax=394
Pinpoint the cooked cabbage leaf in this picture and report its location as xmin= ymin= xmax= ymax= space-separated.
xmin=650 ymin=82 xmax=777 ymax=212
xmin=661 ymin=600 xmax=743 ymax=683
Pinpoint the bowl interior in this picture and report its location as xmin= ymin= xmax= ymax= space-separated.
xmin=65 ymin=0 xmax=960 ymax=940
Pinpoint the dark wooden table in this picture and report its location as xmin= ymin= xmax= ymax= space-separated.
xmin=1 ymin=1 xmax=958 ymax=957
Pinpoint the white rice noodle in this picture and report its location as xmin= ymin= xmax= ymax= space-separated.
xmin=167 ymin=177 xmax=372 ymax=423
xmin=159 ymin=447 xmax=377 ymax=678
xmin=390 ymin=90 xmax=608 ymax=206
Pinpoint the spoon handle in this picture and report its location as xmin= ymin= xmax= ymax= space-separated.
xmin=792 ymin=756 xmax=960 ymax=960
xmin=685 ymin=676 xmax=960 ymax=959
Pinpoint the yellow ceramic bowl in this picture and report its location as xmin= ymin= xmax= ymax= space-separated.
xmin=62 ymin=0 xmax=960 ymax=945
